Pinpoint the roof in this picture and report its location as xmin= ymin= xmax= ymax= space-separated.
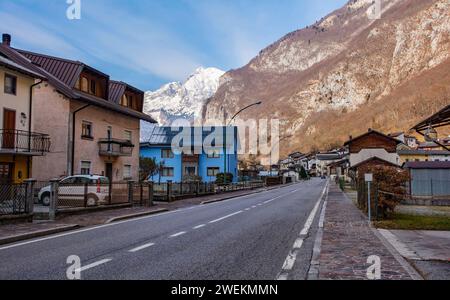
xmin=0 ymin=55 xmax=45 ymax=79
xmin=388 ymin=132 xmax=404 ymax=138
xmin=109 ymin=81 xmax=144 ymax=104
xmin=0 ymin=44 xmax=156 ymax=124
xmin=418 ymin=142 xmax=441 ymax=148
xmin=413 ymin=103 xmax=450 ymax=132
xmin=398 ymin=150 xmax=450 ymax=156
xmin=350 ymin=157 xmax=400 ymax=170
xmin=404 ymin=161 xmax=450 ymax=169
xmin=344 ymin=129 xmax=402 ymax=146
xmin=140 ymin=126 xmax=238 ymax=148
xmin=327 ymin=158 xmax=349 ymax=168
xmin=316 ymin=152 xmax=344 ymax=161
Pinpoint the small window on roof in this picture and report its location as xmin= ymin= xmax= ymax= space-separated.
xmin=80 ymin=77 xmax=89 ymax=92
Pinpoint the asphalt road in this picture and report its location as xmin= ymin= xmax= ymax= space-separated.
xmin=0 ymin=179 xmax=327 ymax=280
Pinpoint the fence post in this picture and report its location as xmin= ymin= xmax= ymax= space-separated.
xmin=128 ymin=180 xmax=135 ymax=204
xmin=430 ymin=179 xmax=434 ymax=199
xmin=109 ymin=181 xmax=112 ymax=205
xmin=167 ymin=181 xmax=172 ymax=202
xmin=24 ymin=179 xmax=36 ymax=215
xmin=49 ymin=179 xmax=59 ymax=221
xmin=140 ymin=183 xmax=144 ymax=206
xmin=196 ymin=182 xmax=200 ymax=196
xmin=147 ymin=181 xmax=154 ymax=207
xmin=83 ymin=182 xmax=89 ymax=207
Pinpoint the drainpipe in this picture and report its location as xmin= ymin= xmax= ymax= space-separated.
xmin=27 ymin=79 xmax=43 ymax=179
xmin=71 ymin=104 xmax=90 ymax=175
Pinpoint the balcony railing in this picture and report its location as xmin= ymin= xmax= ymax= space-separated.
xmin=98 ymin=138 xmax=134 ymax=157
xmin=0 ymin=129 xmax=51 ymax=155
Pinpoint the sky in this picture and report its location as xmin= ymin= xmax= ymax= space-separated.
xmin=0 ymin=0 xmax=347 ymax=91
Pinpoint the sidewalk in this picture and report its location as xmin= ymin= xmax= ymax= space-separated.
xmin=315 ymin=183 xmax=416 ymax=280
xmin=0 ymin=184 xmax=278 ymax=246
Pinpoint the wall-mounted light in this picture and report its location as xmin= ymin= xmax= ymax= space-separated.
xmin=20 ymin=113 xmax=27 ymax=127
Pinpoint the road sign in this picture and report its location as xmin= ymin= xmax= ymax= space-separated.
xmin=365 ymin=173 xmax=373 ymax=182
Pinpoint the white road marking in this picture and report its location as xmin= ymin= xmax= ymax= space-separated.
xmin=128 ymin=242 xmax=155 ymax=253
xmin=193 ymin=224 xmax=206 ymax=229
xmin=252 ymin=206 xmax=257 ymax=208
xmin=277 ymin=181 xmax=329 ymax=280
xmin=0 ymin=182 xmax=306 ymax=251
xmin=378 ymin=229 xmax=421 ymax=260
xmin=169 ymin=231 xmax=187 ymax=238
xmin=244 ymin=208 xmax=251 ymax=211
xmin=75 ymin=258 xmax=112 ymax=273
xmin=209 ymin=211 xmax=243 ymax=224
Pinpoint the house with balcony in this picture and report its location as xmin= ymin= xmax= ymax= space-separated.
xmin=0 ymin=34 xmax=157 ymax=182
xmin=0 ymin=54 xmax=50 ymax=184
xmin=140 ymin=126 xmax=238 ymax=183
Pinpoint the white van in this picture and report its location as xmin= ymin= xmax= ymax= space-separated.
xmin=38 ymin=175 xmax=110 ymax=207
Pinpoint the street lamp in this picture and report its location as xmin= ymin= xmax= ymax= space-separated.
xmin=223 ymin=101 xmax=262 ymax=185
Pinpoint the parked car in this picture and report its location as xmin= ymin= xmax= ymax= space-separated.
xmin=38 ymin=175 xmax=110 ymax=207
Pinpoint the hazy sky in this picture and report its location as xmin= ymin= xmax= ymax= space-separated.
xmin=0 ymin=0 xmax=347 ymax=91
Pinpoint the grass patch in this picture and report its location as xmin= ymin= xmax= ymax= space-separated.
xmin=374 ymin=213 xmax=450 ymax=231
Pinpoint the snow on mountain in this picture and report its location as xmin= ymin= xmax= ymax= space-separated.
xmin=143 ymin=67 xmax=225 ymax=125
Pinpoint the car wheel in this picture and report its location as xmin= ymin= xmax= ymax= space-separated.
xmin=41 ymin=193 xmax=51 ymax=206
xmin=86 ymin=194 xmax=98 ymax=207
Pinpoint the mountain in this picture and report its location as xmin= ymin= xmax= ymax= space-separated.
xmin=144 ymin=67 xmax=225 ymax=125
xmin=204 ymin=0 xmax=450 ymax=156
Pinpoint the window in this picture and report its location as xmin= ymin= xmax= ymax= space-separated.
xmin=124 ymin=130 xmax=132 ymax=143
xmin=162 ymin=149 xmax=174 ymax=159
xmin=207 ymin=167 xmax=220 ymax=177
xmin=207 ymin=150 xmax=221 ymax=158
xmin=120 ymin=95 xmax=129 ymax=107
xmin=81 ymin=121 xmax=93 ymax=139
xmin=4 ymin=74 xmax=17 ymax=95
xmin=123 ymin=165 xmax=132 ymax=179
xmin=162 ymin=167 xmax=174 ymax=177
xmin=90 ymin=80 xmax=96 ymax=95
xmin=80 ymin=77 xmax=89 ymax=92
xmin=80 ymin=161 xmax=91 ymax=175
xmin=184 ymin=166 xmax=197 ymax=176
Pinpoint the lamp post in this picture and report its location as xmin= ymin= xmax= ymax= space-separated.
xmin=223 ymin=101 xmax=262 ymax=185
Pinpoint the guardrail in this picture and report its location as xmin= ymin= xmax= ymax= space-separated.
xmin=0 ymin=129 xmax=50 ymax=155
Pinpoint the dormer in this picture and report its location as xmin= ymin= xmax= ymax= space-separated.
xmin=74 ymin=66 xmax=109 ymax=100
xmin=109 ymin=81 xmax=144 ymax=113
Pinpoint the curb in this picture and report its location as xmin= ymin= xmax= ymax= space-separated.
xmin=104 ymin=208 xmax=169 ymax=224
xmin=0 ymin=224 xmax=80 ymax=246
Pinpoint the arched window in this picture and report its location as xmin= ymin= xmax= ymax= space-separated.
xmin=80 ymin=77 xmax=89 ymax=92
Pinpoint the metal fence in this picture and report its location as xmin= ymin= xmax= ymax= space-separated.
xmin=0 ymin=183 xmax=29 ymax=216
xmin=153 ymin=181 xmax=264 ymax=202
xmin=410 ymin=179 xmax=450 ymax=198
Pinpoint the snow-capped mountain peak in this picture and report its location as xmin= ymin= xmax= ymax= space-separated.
xmin=144 ymin=67 xmax=225 ymax=125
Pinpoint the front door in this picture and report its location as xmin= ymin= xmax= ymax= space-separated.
xmin=105 ymin=163 xmax=113 ymax=182
xmin=2 ymin=109 xmax=16 ymax=149
xmin=0 ymin=163 xmax=13 ymax=184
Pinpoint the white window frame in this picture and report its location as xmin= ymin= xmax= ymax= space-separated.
xmin=123 ymin=164 xmax=132 ymax=180
xmin=80 ymin=161 xmax=91 ymax=175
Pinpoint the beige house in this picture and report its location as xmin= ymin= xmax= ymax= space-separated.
xmin=0 ymin=34 xmax=156 ymax=182
xmin=0 ymin=53 xmax=50 ymax=183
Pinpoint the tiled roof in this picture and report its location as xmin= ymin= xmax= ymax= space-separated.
xmin=344 ymin=129 xmax=402 ymax=146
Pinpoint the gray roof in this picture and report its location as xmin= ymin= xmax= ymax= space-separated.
xmin=404 ymin=161 xmax=450 ymax=169
xmin=398 ymin=150 xmax=450 ymax=155
xmin=140 ymin=126 xmax=238 ymax=147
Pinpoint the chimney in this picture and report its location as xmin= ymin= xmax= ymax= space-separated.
xmin=2 ymin=34 xmax=11 ymax=46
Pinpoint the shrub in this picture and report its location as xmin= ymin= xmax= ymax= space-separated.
xmin=215 ymin=173 xmax=234 ymax=185
xmin=357 ymin=165 xmax=410 ymax=219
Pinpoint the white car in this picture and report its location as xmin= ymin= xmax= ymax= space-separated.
xmin=38 ymin=175 xmax=110 ymax=207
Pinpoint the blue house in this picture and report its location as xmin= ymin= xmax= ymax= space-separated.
xmin=140 ymin=126 xmax=238 ymax=183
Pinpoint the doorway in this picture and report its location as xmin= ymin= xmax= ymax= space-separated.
xmin=2 ymin=109 xmax=16 ymax=149
xmin=0 ymin=163 xmax=13 ymax=184
xmin=105 ymin=163 xmax=113 ymax=182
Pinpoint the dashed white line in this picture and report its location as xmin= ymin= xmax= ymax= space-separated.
xmin=193 ymin=224 xmax=206 ymax=229
xmin=252 ymin=206 xmax=257 ymax=208
xmin=209 ymin=211 xmax=243 ymax=224
xmin=169 ymin=231 xmax=187 ymax=238
xmin=128 ymin=242 xmax=155 ymax=253
xmin=293 ymin=238 xmax=304 ymax=249
xmin=75 ymin=258 xmax=112 ymax=273
xmin=281 ymin=250 xmax=298 ymax=271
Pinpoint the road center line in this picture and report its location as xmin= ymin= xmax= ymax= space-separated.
xmin=193 ymin=224 xmax=206 ymax=229
xmin=169 ymin=231 xmax=187 ymax=238
xmin=209 ymin=211 xmax=243 ymax=224
xmin=75 ymin=258 xmax=112 ymax=273
xmin=128 ymin=242 xmax=155 ymax=253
